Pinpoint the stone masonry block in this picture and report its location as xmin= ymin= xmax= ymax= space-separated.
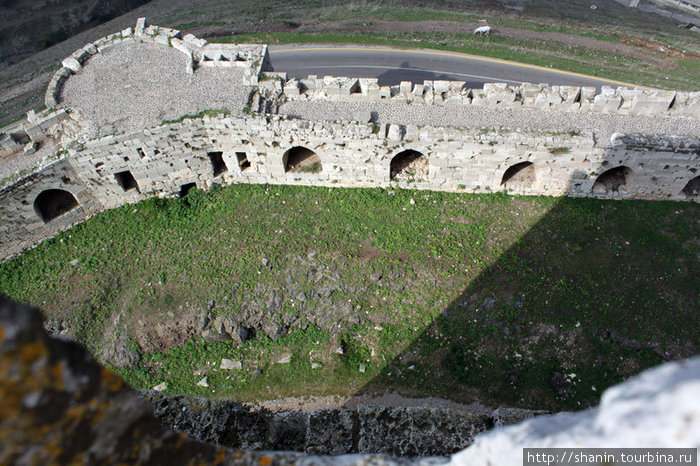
xmin=61 ymin=58 xmax=81 ymax=73
xmin=135 ymin=17 xmax=147 ymax=36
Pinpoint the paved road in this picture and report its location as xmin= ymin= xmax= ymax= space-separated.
xmin=269 ymin=45 xmax=641 ymax=89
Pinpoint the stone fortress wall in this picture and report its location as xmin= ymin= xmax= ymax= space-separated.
xmin=283 ymin=74 xmax=699 ymax=118
xmin=0 ymin=18 xmax=698 ymax=261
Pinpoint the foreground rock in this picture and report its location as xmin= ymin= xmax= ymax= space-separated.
xmin=451 ymin=357 xmax=700 ymax=465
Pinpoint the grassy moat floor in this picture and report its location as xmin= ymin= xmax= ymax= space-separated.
xmin=1 ymin=183 xmax=698 ymax=411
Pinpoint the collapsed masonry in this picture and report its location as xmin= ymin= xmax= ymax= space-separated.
xmin=0 ymin=18 xmax=698 ymax=262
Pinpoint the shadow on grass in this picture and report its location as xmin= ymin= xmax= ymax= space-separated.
xmin=343 ymin=155 xmax=699 ymax=413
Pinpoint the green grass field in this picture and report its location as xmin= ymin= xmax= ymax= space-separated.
xmin=1 ymin=183 xmax=697 ymax=410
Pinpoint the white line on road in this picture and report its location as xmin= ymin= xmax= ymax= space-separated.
xmin=281 ymin=65 xmax=524 ymax=85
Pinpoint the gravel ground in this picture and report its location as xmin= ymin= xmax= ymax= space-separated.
xmin=281 ymin=101 xmax=700 ymax=144
xmin=61 ymin=41 xmax=253 ymax=138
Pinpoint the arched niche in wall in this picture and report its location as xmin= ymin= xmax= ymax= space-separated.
xmin=592 ymin=166 xmax=632 ymax=195
xmin=34 ymin=189 xmax=79 ymax=223
xmin=389 ymin=149 xmax=428 ymax=182
xmin=283 ymin=146 xmax=322 ymax=174
xmin=681 ymin=175 xmax=700 ymax=199
xmin=500 ymin=161 xmax=535 ymax=191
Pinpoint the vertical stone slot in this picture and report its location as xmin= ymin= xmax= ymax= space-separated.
xmin=34 ymin=189 xmax=79 ymax=223
xmin=137 ymin=148 xmax=146 ymax=159
xmin=114 ymin=170 xmax=140 ymax=192
xmin=667 ymin=95 xmax=676 ymax=110
xmin=573 ymin=89 xmax=581 ymax=104
xmin=207 ymin=151 xmax=228 ymax=177
xmin=236 ymin=152 xmax=251 ymax=172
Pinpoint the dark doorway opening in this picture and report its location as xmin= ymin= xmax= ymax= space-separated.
xmin=208 ymin=151 xmax=228 ymax=177
xmin=179 ymin=183 xmax=197 ymax=197
xmin=681 ymin=176 xmax=700 ymax=199
xmin=236 ymin=152 xmax=251 ymax=172
xmin=34 ymin=189 xmax=79 ymax=223
xmin=592 ymin=166 xmax=632 ymax=194
xmin=283 ymin=146 xmax=322 ymax=173
xmin=390 ymin=149 xmax=427 ymax=181
xmin=501 ymin=161 xmax=535 ymax=190
xmin=114 ymin=170 xmax=139 ymax=192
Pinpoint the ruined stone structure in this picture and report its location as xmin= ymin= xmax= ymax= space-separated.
xmin=0 ymin=18 xmax=698 ymax=261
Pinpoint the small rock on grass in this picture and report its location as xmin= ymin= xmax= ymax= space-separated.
xmin=220 ymin=358 xmax=242 ymax=370
xmin=276 ymin=353 xmax=292 ymax=364
xmin=197 ymin=376 xmax=209 ymax=388
xmin=152 ymin=382 xmax=167 ymax=392
xmin=359 ymin=364 xmax=366 ymax=373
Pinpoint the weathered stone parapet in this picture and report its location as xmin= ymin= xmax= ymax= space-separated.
xmin=282 ymin=75 xmax=699 ymax=118
xmin=44 ymin=18 xmax=267 ymax=106
xmin=23 ymin=108 xmax=71 ymax=144
xmin=144 ymin=392 xmax=501 ymax=456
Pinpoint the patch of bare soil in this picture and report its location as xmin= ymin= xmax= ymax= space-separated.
xmin=615 ymin=33 xmax=700 ymax=61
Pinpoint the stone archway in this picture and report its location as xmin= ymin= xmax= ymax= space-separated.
xmin=681 ymin=175 xmax=700 ymax=199
xmin=592 ymin=166 xmax=632 ymax=195
xmin=34 ymin=189 xmax=79 ymax=223
xmin=283 ymin=146 xmax=322 ymax=173
xmin=389 ymin=149 xmax=428 ymax=182
xmin=500 ymin=161 xmax=535 ymax=191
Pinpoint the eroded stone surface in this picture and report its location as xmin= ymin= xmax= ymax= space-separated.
xmin=144 ymin=392 xmax=501 ymax=456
